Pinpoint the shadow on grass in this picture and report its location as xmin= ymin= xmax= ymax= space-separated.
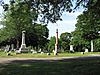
xmin=0 ymin=57 xmax=100 ymax=75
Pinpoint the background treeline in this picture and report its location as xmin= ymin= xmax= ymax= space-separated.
xmin=0 ymin=0 xmax=100 ymax=52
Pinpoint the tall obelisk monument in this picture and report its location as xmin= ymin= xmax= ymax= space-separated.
xmin=54 ymin=27 xmax=58 ymax=55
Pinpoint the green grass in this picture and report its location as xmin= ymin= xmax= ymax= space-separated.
xmin=0 ymin=51 xmax=100 ymax=58
xmin=0 ymin=58 xmax=100 ymax=75
xmin=0 ymin=51 xmax=100 ymax=75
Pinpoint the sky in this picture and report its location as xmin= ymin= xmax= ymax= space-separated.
xmin=47 ymin=11 xmax=83 ymax=39
xmin=0 ymin=0 xmax=83 ymax=39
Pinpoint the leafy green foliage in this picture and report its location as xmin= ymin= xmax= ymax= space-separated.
xmin=60 ymin=32 xmax=72 ymax=51
xmin=72 ymin=4 xmax=100 ymax=51
xmin=71 ymin=31 xmax=90 ymax=52
xmin=2 ymin=0 xmax=94 ymax=23
xmin=94 ymin=39 xmax=100 ymax=51
xmin=0 ymin=0 xmax=49 ymax=49
xmin=75 ymin=11 xmax=100 ymax=41
xmin=32 ymin=24 xmax=49 ymax=49
xmin=48 ymin=36 xmax=56 ymax=52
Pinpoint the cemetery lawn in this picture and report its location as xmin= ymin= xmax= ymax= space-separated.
xmin=0 ymin=51 xmax=100 ymax=75
xmin=0 ymin=51 xmax=100 ymax=58
xmin=0 ymin=57 xmax=100 ymax=75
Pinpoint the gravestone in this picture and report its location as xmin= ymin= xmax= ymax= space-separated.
xmin=85 ymin=48 xmax=88 ymax=52
xmin=17 ymin=31 xmax=28 ymax=53
xmin=70 ymin=45 xmax=74 ymax=52
xmin=41 ymin=51 xmax=44 ymax=54
xmin=11 ymin=44 xmax=14 ymax=51
xmin=31 ymin=50 xmax=37 ymax=54
xmin=38 ymin=48 xmax=42 ymax=53
xmin=5 ymin=45 xmax=10 ymax=52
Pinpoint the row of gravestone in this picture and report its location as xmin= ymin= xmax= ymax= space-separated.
xmin=2 ymin=44 xmax=15 ymax=52
xmin=0 ymin=31 xmax=89 ymax=54
xmin=9 ymin=46 xmax=88 ymax=53
xmin=0 ymin=44 xmax=89 ymax=53
xmin=0 ymin=45 xmax=50 ymax=53
xmin=70 ymin=45 xmax=89 ymax=53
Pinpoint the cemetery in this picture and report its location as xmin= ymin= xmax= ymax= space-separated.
xmin=0 ymin=0 xmax=100 ymax=75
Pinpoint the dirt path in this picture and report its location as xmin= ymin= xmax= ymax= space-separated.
xmin=0 ymin=55 xmax=100 ymax=64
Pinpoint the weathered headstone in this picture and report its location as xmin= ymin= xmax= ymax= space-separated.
xmin=5 ymin=45 xmax=10 ymax=52
xmin=11 ymin=44 xmax=14 ymax=51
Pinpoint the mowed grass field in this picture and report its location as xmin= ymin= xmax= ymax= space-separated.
xmin=0 ymin=51 xmax=100 ymax=58
xmin=0 ymin=51 xmax=100 ymax=75
xmin=0 ymin=57 xmax=100 ymax=75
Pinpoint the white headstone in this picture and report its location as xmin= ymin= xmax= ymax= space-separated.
xmin=41 ymin=51 xmax=44 ymax=54
xmin=70 ymin=45 xmax=74 ymax=52
xmin=85 ymin=48 xmax=88 ymax=52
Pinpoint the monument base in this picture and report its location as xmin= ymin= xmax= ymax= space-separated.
xmin=16 ymin=44 xmax=29 ymax=53
xmin=21 ymin=44 xmax=26 ymax=48
xmin=19 ymin=48 xmax=29 ymax=53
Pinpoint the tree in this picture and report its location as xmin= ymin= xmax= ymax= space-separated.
xmin=2 ymin=0 xmax=96 ymax=23
xmin=60 ymin=32 xmax=72 ymax=51
xmin=71 ymin=30 xmax=90 ymax=52
xmin=1 ymin=0 xmax=100 ymax=51
xmin=73 ymin=10 xmax=100 ymax=52
xmin=94 ymin=38 xmax=100 ymax=51
xmin=0 ymin=0 xmax=49 ymax=49
xmin=48 ymin=36 xmax=56 ymax=52
xmin=32 ymin=24 xmax=49 ymax=49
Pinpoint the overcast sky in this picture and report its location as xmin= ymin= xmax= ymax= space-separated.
xmin=0 ymin=0 xmax=83 ymax=39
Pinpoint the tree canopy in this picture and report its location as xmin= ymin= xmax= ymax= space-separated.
xmin=1 ymin=0 xmax=99 ymax=23
xmin=60 ymin=32 xmax=71 ymax=51
xmin=0 ymin=0 xmax=49 ymax=49
xmin=1 ymin=0 xmax=100 ymax=52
